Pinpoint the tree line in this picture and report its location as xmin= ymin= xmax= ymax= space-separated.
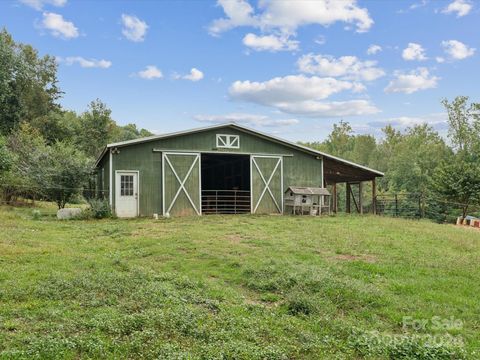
xmin=1 ymin=28 xmax=479 ymax=220
xmin=0 ymin=29 xmax=152 ymax=208
xmin=302 ymin=96 xmax=480 ymax=219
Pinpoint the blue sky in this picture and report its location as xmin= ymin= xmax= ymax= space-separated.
xmin=0 ymin=0 xmax=478 ymax=141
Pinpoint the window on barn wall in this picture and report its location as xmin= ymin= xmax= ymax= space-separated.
xmin=216 ymin=134 xmax=240 ymax=149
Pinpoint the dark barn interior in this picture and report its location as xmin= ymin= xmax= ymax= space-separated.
xmin=201 ymin=154 xmax=251 ymax=214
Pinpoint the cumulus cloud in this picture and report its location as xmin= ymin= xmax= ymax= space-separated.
xmin=183 ymin=68 xmax=204 ymax=81
xmin=402 ymin=43 xmax=427 ymax=61
xmin=194 ymin=113 xmax=299 ymax=127
xmin=121 ymin=14 xmax=148 ymax=42
xmin=243 ymin=33 xmax=299 ymax=52
xmin=297 ymin=53 xmax=385 ymax=81
xmin=367 ymin=44 xmax=382 ymax=55
xmin=441 ymin=40 xmax=475 ymax=60
xmin=442 ymin=0 xmax=472 ymax=17
xmin=384 ymin=68 xmax=439 ymax=94
xmin=209 ymin=0 xmax=373 ymax=43
xmin=229 ymin=75 xmax=378 ymax=117
xmin=137 ymin=65 xmax=163 ymax=79
xmin=39 ymin=12 xmax=78 ymax=39
xmin=20 ymin=0 xmax=66 ymax=10
xmin=63 ymin=56 xmax=111 ymax=68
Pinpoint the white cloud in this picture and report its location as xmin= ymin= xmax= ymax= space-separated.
xmin=297 ymin=53 xmax=385 ymax=81
xmin=441 ymin=40 xmax=475 ymax=60
xmin=367 ymin=44 xmax=382 ymax=55
xmin=402 ymin=43 xmax=427 ymax=61
xmin=436 ymin=56 xmax=445 ymax=63
xmin=442 ymin=0 xmax=472 ymax=17
xmin=40 ymin=12 xmax=78 ymax=39
xmin=384 ymin=68 xmax=439 ymax=94
xmin=209 ymin=0 xmax=373 ymax=35
xmin=367 ymin=113 xmax=448 ymax=130
xmin=183 ymin=68 xmax=204 ymax=81
xmin=137 ymin=65 xmax=163 ymax=79
xmin=242 ymin=33 xmax=299 ymax=52
xmin=229 ymin=74 xmax=378 ymax=117
xmin=272 ymin=100 xmax=379 ymax=117
xmin=121 ymin=14 xmax=148 ymax=42
xmin=20 ymin=0 xmax=66 ymax=10
xmin=209 ymin=0 xmax=259 ymax=35
xmin=63 ymin=56 xmax=111 ymax=68
xmin=194 ymin=113 xmax=299 ymax=127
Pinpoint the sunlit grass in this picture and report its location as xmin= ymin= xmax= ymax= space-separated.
xmin=0 ymin=205 xmax=479 ymax=358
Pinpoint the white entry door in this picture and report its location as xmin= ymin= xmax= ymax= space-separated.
xmin=115 ymin=171 xmax=139 ymax=218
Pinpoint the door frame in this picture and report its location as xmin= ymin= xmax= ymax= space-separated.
xmin=114 ymin=170 xmax=140 ymax=217
xmin=250 ymin=155 xmax=283 ymax=214
xmin=162 ymin=152 xmax=202 ymax=216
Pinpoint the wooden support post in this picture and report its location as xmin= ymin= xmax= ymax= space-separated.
xmin=332 ymin=183 xmax=337 ymax=213
xmin=372 ymin=178 xmax=376 ymax=215
xmin=359 ymin=182 xmax=363 ymax=214
xmin=346 ymin=183 xmax=351 ymax=213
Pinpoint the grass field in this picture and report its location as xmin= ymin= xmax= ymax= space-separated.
xmin=0 ymin=204 xmax=479 ymax=359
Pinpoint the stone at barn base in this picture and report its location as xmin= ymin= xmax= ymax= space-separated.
xmin=57 ymin=208 xmax=82 ymax=220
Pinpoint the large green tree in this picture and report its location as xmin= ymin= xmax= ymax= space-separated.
xmin=40 ymin=141 xmax=93 ymax=209
xmin=0 ymin=28 xmax=61 ymax=135
xmin=78 ymin=99 xmax=116 ymax=158
xmin=442 ymin=96 xmax=480 ymax=155
xmin=431 ymin=155 xmax=480 ymax=218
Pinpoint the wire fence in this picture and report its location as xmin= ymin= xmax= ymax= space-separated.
xmin=375 ymin=193 xmax=480 ymax=223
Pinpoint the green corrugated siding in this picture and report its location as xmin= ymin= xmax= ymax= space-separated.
xmin=105 ymin=126 xmax=323 ymax=216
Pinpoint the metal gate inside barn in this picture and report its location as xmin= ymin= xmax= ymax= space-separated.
xmin=162 ymin=152 xmax=284 ymax=216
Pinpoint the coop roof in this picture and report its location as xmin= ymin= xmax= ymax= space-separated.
xmin=285 ymin=187 xmax=331 ymax=196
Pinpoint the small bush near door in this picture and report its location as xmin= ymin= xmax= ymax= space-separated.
xmin=77 ymin=199 xmax=112 ymax=219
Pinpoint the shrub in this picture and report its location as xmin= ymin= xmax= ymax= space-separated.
xmin=31 ymin=209 xmax=42 ymax=220
xmin=87 ymin=199 xmax=111 ymax=219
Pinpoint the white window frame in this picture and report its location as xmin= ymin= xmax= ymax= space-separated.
xmin=216 ymin=134 xmax=240 ymax=149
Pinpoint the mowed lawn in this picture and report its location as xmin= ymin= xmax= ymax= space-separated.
xmin=0 ymin=205 xmax=479 ymax=359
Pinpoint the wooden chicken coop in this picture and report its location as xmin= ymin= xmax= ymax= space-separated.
xmin=284 ymin=186 xmax=331 ymax=216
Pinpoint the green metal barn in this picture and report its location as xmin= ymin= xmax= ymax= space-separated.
xmin=95 ymin=123 xmax=383 ymax=217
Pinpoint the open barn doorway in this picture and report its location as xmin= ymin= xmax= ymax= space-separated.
xmin=201 ymin=154 xmax=251 ymax=214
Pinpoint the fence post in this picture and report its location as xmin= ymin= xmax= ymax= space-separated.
xmin=395 ymin=194 xmax=398 ymax=217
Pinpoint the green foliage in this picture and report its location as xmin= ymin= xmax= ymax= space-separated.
xmin=40 ymin=141 xmax=93 ymax=209
xmin=113 ymin=123 xmax=153 ymax=142
xmin=442 ymin=96 xmax=480 ymax=154
xmin=0 ymin=28 xmax=61 ymax=135
xmin=431 ymin=155 xmax=480 ymax=217
xmin=0 ymin=135 xmax=13 ymax=177
xmin=81 ymin=198 xmax=112 ymax=219
xmin=3 ymin=123 xmax=50 ymax=202
xmin=31 ymin=209 xmax=41 ymax=220
xmin=78 ymin=99 xmax=116 ymax=158
xmin=379 ymin=124 xmax=451 ymax=194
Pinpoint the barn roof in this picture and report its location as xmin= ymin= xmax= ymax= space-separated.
xmin=95 ymin=122 xmax=384 ymax=181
